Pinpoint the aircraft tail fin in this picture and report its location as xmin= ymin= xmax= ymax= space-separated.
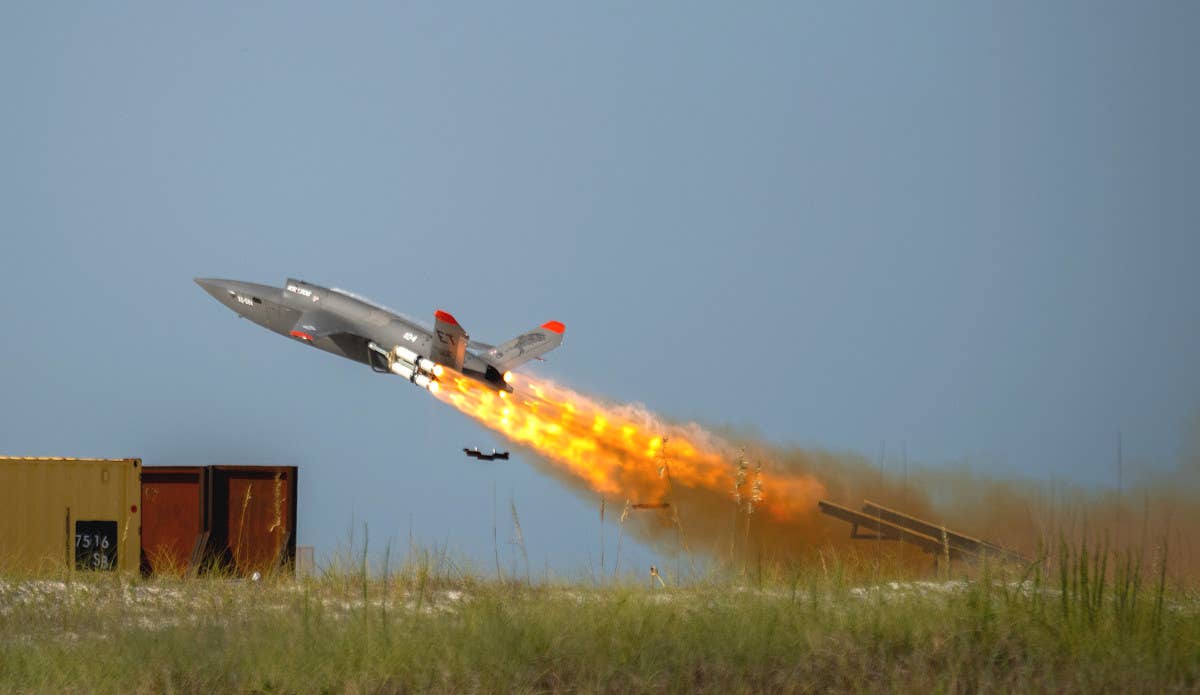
xmin=482 ymin=321 xmax=565 ymax=374
xmin=431 ymin=309 xmax=468 ymax=370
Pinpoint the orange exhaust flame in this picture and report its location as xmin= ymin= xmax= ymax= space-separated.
xmin=432 ymin=371 xmax=826 ymax=530
xmin=431 ymin=372 xmax=1200 ymax=574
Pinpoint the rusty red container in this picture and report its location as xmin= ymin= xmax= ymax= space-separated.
xmin=140 ymin=466 xmax=206 ymax=575
xmin=205 ymin=466 xmax=298 ymax=576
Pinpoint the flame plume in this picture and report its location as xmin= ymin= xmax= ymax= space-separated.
xmin=431 ymin=371 xmax=827 ymax=557
xmin=431 ymin=371 xmax=1200 ymax=575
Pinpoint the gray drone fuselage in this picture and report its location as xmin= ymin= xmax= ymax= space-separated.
xmin=195 ymin=277 xmax=565 ymax=392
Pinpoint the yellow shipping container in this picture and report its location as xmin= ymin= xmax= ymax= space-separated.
xmin=0 ymin=457 xmax=142 ymax=574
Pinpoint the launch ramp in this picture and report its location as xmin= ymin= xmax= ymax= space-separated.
xmin=816 ymin=500 xmax=949 ymax=556
xmin=818 ymin=499 xmax=1027 ymax=564
xmin=861 ymin=500 xmax=1027 ymax=564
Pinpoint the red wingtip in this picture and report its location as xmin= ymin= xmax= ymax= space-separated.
xmin=290 ymin=330 xmax=313 ymax=342
xmin=435 ymin=309 xmax=458 ymax=326
xmin=541 ymin=320 xmax=565 ymax=334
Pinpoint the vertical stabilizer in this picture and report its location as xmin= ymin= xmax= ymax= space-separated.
xmin=431 ymin=309 xmax=468 ymax=370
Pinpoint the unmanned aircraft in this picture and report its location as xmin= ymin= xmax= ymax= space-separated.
xmin=196 ymin=277 xmax=564 ymax=394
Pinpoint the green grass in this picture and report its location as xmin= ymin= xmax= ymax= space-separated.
xmin=0 ymin=544 xmax=1196 ymax=693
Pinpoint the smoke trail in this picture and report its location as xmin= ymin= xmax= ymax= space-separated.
xmin=433 ymin=372 xmax=1200 ymax=574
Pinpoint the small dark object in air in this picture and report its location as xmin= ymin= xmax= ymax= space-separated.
xmin=463 ymin=447 xmax=510 ymax=461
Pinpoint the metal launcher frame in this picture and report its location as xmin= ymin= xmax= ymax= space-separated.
xmin=818 ymin=499 xmax=1027 ymax=565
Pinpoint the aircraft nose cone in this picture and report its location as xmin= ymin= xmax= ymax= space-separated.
xmin=194 ymin=277 xmax=230 ymax=301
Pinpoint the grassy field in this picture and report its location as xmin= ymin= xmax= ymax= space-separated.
xmin=0 ymin=544 xmax=1197 ymax=693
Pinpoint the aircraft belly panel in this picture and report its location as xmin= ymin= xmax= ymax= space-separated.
xmin=267 ymin=306 xmax=302 ymax=336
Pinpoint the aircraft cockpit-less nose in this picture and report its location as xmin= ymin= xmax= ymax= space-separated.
xmin=196 ymin=279 xmax=256 ymax=309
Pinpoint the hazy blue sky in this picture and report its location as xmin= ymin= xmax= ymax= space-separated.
xmin=2 ymin=3 xmax=1196 ymax=571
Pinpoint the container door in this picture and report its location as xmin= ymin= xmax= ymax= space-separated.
xmin=141 ymin=469 xmax=204 ymax=575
